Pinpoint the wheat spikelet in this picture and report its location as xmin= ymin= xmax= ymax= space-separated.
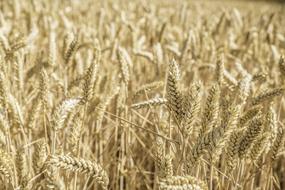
xmin=0 ymin=71 xmax=8 ymax=110
xmin=64 ymin=33 xmax=78 ymax=64
xmin=226 ymin=130 xmax=243 ymax=169
xmin=252 ymin=73 xmax=267 ymax=83
xmin=0 ymin=148 xmax=13 ymax=183
xmin=211 ymin=105 xmax=241 ymax=162
xmin=238 ymin=117 xmax=263 ymax=158
xmin=26 ymin=94 xmax=41 ymax=130
xmin=264 ymin=105 xmax=278 ymax=153
xmin=7 ymin=94 xmax=22 ymax=133
xmin=166 ymin=59 xmax=183 ymax=123
xmin=47 ymin=155 xmax=109 ymax=189
xmin=158 ymin=175 xmax=208 ymax=190
xmin=117 ymin=46 xmax=130 ymax=86
xmin=238 ymin=106 xmax=261 ymax=128
xmin=154 ymin=137 xmax=166 ymax=178
xmin=251 ymin=88 xmax=284 ymax=106
xmin=153 ymin=42 xmax=163 ymax=66
xmin=132 ymin=81 xmax=164 ymax=99
xmin=0 ymin=112 xmax=10 ymax=134
xmin=278 ymin=55 xmax=285 ymax=77
xmin=16 ymin=147 xmax=27 ymax=185
xmin=249 ymin=133 xmax=269 ymax=161
xmin=131 ymin=97 xmax=167 ymax=109
xmin=81 ymin=43 xmax=100 ymax=105
xmin=270 ymin=125 xmax=285 ymax=161
xmin=33 ymin=140 xmax=47 ymax=174
xmin=39 ymin=69 xmax=48 ymax=110
xmin=185 ymin=124 xmax=226 ymax=172
xmin=67 ymin=113 xmax=81 ymax=155
xmin=14 ymin=53 xmax=24 ymax=93
xmin=200 ymin=84 xmax=220 ymax=136
xmin=48 ymin=30 xmax=57 ymax=66
xmin=181 ymin=82 xmax=201 ymax=136
xmin=164 ymin=154 xmax=173 ymax=178
xmin=51 ymin=98 xmax=81 ymax=131
xmin=26 ymin=69 xmax=48 ymax=129
xmin=215 ymin=52 xmax=224 ymax=86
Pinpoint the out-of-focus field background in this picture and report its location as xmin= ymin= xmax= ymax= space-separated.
xmin=0 ymin=0 xmax=285 ymax=190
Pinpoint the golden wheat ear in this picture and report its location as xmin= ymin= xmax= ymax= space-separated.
xmin=132 ymin=81 xmax=164 ymax=99
xmin=199 ymin=84 xmax=220 ymax=136
xmin=251 ymin=88 xmax=284 ymax=106
xmin=15 ymin=147 xmax=28 ymax=187
xmin=270 ymin=124 xmax=285 ymax=162
xmin=181 ymin=82 xmax=202 ymax=136
xmin=131 ymin=97 xmax=167 ymax=110
xmin=47 ymin=155 xmax=109 ymax=190
xmin=238 ymin=117 xmax=263 ymax=158
xmin=33 ymin=140 xmax=48 ymax=174
xmin=117 ymin=46 xmax=130 ymax=87
xmin=81 ymin=41 xmax=101 ymax=105
xmin=166 ymin=59 xmax=183 ymax=123
xmin=158 ymin=175 xmax=208 ymax=190
xmin=64 ymin=33 xmax=78 ymax=65
xmin=278 ymin=55 xmax=285 ymax=78
xmin=51 ymin=98 xmax=81 ymax=131
xmin=0 ymin=148 xmax=14 ymax=183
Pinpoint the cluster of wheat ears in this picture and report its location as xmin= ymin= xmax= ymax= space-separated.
xmin=0 ymin=0 xmax=285 ymax=189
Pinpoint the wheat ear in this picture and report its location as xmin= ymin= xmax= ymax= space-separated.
xmin=270 ymin=125 xmax=285 ymax=161
xmin=158 ymin=175 xmax=208 ymax=190
xmin=133 ymin=81 xmax=164 ymax=99
xmin=166 ymin=59 xmax=183 ymax=123
xmin=51 ymin=98 xmax=81 ymax=131
xmin=238 ymin=117 xmax=263 ymax=158
xmin=251 ymin=88 xmax=284 ymax=106
xmin=81 ymin=42 xmax=100 ymax=105
xmin=0 ymin=148 xmax=13 ymax=183
xmin=199 ymin=84 xmax=220 ymax=136
xmin=131 ymin=97 xmax=167 ymax=109
xmin=181 ymin=82 xmax=201 ymax=136
xmin=47 ymin=155 xmax=109 ymax=190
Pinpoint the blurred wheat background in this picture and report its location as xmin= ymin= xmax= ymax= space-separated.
xmin=0 ymin=0 xmax=285 ymax=189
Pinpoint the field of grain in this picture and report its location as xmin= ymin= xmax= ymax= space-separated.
xmin=0 ymin=0 xmax=285 ymax=189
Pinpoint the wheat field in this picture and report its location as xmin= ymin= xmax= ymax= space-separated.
xmin=0 ymin=0 xmax=285 ymax=189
